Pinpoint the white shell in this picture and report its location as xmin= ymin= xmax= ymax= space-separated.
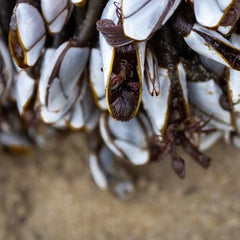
xmin=227 ymin=34 xmax=240 ymax=113
xmin=100 ymin=0 xmax=147 ymax=87
xmin=39 ymin=49 xmax=65 ymax=123
xmin=178 ymin=62 xmax=190 ymax=115
xmin=52 ymin=118 xmax=68 ymax=129
xmin=142 ymin=49 xmax=171 ymax=137
xmin=232 ymin=134 xmax=240 ymax=148
xmin=26 ymin=38 xmax=46 ymax=66
xmin=99 ymin=0 xmax=145 ymax=120
xmin=218 ymin=25 xmax=233 ymax=36
xmin=193 ymin=0 xmax=232 ymax=28
xmin=39 ymin=46 xmax=87 ymax=124
xmin=188 ymin=79 xmax=234 ymax=130
xmin=89 ymin=150 xmax=108 ymax=190
xmin=64 ymin=75 xmax=87 ymax=129
xmin=217 ymin=0 xmax=232 ymax=10
xmin=0 ymin=39 xmax=13 ymax=100
xmin=185 ymin=24 xmax=240 ymax=69
xmin=15 ymin=71 xmax=35 ymax=115
xmin=14 ymin=2 xmax=46 ymax=66
xmin=0 ymin=132 xmax=32 ymax=152
xmin=89 ymin=144 xmax=135 ymax=199
xmin=71 ymin=0 xmax=86 ymax=6
xmin=16 ymin=3 xmax=45 ymax=50
xmin=38 ymin=48 xmax=55 ymax=106
xmin=82 ymin=105 xmax=100 ymax=132
xmin=40 ymin=87 xmax=80 ymax=124
xmin=65 ymin=81 xmax=100 ymax=131
xmin=41 ymin=0 xmax=73 ymax=34
xmin=122 ymin=0 xmax=181 ymax=40
xmin=42 ymin=41 xmax=89 ymax=113
xmin=89 ymin=48 xmax=107 ymax=110
xmin=198 ymin=130 xmax=223 ymax=151
xmin=99 ymin=113 xmax=150 ymax=165
xmin=99 ymin=0 xmax=121 ymax=87
xmin=65 ymin=101 xmax=85 ymax=130
xmin=199 ymin=55 xmax=225 ymax=77
xmin=227 ymin=68 xmax=240 ymax=113
xmin=143 ymin=46 xmax=189 ymax=138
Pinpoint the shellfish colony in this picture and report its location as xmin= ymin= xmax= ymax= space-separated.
xmin=1 ymin=0 xmax=240 ymax=198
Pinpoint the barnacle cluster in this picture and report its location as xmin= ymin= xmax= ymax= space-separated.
xmin=1 ymin=0 xmax=240 ymax=198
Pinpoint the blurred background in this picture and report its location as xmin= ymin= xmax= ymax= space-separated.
xmin=0 ymin=133 xmax=239 ymax=240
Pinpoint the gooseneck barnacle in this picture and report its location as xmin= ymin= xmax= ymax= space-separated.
xmin=0 ymin=0 xmax=240 ymax=198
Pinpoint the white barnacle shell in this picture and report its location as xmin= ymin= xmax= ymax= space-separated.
xmin=0 ymin=38 xmax=13 ymax=101
xmin=142 ymin=48 xmax=171 ymax=138
xmin=99 ymin=0 xmax=122 ymax=87
xmin=193 ymin=0 xmax=233 ymax=28
xmin=217 ymin=25 xmax=234 ymax=36
xmin=40 ymin=82 xmax=84 ymax=125
xmin=227 ymin=33 xmax=240 ymax=114
xmin=89 ymin=144 xmax=135 ymax=199
xmin=142 ymin=47 xmax=189 ymax=138
xmin=39 ymin=41 xmax=90 ymax=124
xmin=9 ymin=2 xmax=46 ymax=68
xmin=227 ymin=67 xmax=240 ymax=114
xmin=178 ymin=62 xmax=190 ymax=116
xmin=198 ymin=130 xmax=223 ymax=151
xmin=41 ymin=0 xmax=73 ymax=34
xmin=99 ymin=0 xmax=145 ymax=121
xmin=39 ymin=48 xmax=68 ymax=124
xmin=184 ymin=24 xmax=240 ymax=70
xmin=38 ymin=48 xmax=56 ymax=107
xmin=99 ymin=112 xmax=150 ymax=165
xmin=199 ymin=55 xmax=225 ymax=77
xmin=44 ymin=41 xmax=89 ymax=112
xmin=0 ymin=131 xmax=32 ymax=154
xmin=89 ymin=145 xmax=109 ymax=190
xmin=89 ymin=47 xmax=107 ymax=110
xmin=122 ymin=0 xmax=181 ymax=41
xmin=188 ymin=79 xmax=234 ymax=131
xmin=187 ymin=114 xmax=223 ymax=151
xmin=15 ymin=70 xmax=35 ymax=116
xmin=64 ymin=76 xmax=100 ymax=131
xmin=70 ymin=0 xmax=87 ymax=7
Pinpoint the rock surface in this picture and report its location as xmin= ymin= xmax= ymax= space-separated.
xmin=0 ymin=133 xmax=239 ymax=240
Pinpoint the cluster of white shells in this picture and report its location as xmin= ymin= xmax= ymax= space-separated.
xmin=1 ymin=0 xmax=240 ymax=198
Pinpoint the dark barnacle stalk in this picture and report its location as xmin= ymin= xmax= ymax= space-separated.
xmin=151 ymin=24 xmax=211 ymax=178
xmin=75 ymin=0 xmax=108 ymax=46
xmin=0 ymin=0 xmax=15 ymax=42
